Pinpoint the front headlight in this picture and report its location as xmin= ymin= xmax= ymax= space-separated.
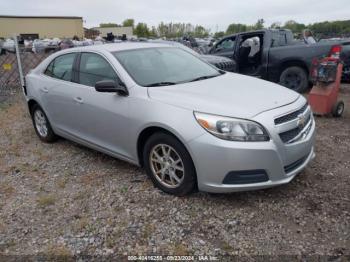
xmin=194 ymin=112 xmax=269 ymax=142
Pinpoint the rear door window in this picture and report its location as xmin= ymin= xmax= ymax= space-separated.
xmin=44 ymin=53 xmax=76 ymax=81
xmin=78 ymin=53 xmax=120 ymax=87
xmin=271 ymin=32 xmax=287 ymax=47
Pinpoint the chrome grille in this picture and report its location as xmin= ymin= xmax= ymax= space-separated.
xmin=279 ymin=113 xmax=312 ymax=143
xmin=274 ymin=103 xmax=308 ymax=125
xmin=275 ymin=102 xmax=312 ymax=144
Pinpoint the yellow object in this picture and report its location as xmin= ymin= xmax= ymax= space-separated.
xmin=3 ymin=64 xmax=12 ymax=70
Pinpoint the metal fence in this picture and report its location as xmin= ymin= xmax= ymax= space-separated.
xmin=0 ymin=37 xmax=52 ymax=100
xmin=0 ymin=52 xmax=19 ymax=90
xmin=0 ymin=51 xmax=52 ymax=92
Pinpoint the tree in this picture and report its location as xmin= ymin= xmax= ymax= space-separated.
xmin=254 ymin=19 xmax=265 ymax=30
xmin=155 ymin=22 xmax=207 ymax=38
xmin=193 ymin=25 xmax=210 ymax=38
xmin=157 ymin=22 xmax=169 ymax=37
xmin=99 ymin=18 xmax=350 ymax=40
xmin=214 ymin=31 xmax=225 ymax=38
xmin=225 ymin=19 xmax=265 ymax=35
xmin=309 ymin=20 xmax=350 ymax=37
xmin=270 ymin=21 xmax=281 ymax=29
xmin=122 ymin=19 xmax=135 ymax=28
xmin=226 ymin=23 xmax=248 ymax=34
xmin=99 ymin=23 xmax=120 ymax=28
xmin=149 ymin=26 xmax=158 ymax=38
xmin=283 ymin=20 xmax=306 ymax=33
xmin=134 ymin=23 xmax=150 ymax=37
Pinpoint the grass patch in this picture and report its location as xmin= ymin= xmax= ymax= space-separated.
xmin=0 ymin=102 xmax=10 ymax=112
xmin=142 ymin=223 xmax=155 ymax=241
xmin=105 ymin=233 xmax=118 ymax=249
xmin=73 ymin=217 xmax=90 ymax=233
xmin=105 ymin=228 xmax=123 ymax=249
xmin=120 ymin=186 xmax=128 ymax=193
xmin=221 ymin=241 xmax=233 ymax=253
xmin=80 ymin=172 xmax=105 ymax=186
xmin=37 ymin=194 xmax=56 ymax=207
xmin=0 ymin=220 xmax=5 ymax=233
xmin=4 ymin=239 xmax=16 ymax=248
xmin=46 ymin=244 xmax=72 ymax=260
xmin=171 ymin=242 xmax=189 ymax=256
xmin=140 ymin=180 xmax=152 ymax=191
xmin=0 ymin=182 xmax=15 ymax=196
xmin=8 ymin=142 xmax=21 ymax=157
xmin=57 ymin=176 xmax=69 ymax=189
xmin=73 ymin=190 xmax=90 ymax=201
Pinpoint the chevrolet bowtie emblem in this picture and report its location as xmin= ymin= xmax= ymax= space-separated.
xmin=297 ymin=114 xmax=306 ymax=128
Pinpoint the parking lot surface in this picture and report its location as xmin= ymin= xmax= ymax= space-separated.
xmin=0 ymin=86 xmax=349 ymax=257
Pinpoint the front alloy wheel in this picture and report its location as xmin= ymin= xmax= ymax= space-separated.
xmin=149 ymin=144 xmax=185 ymax=188
xmin=143 ymin=133 xmax=196 ymax=196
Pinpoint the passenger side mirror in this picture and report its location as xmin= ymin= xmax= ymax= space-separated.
xmin=95 ymin=80 xmax=129 ymax=96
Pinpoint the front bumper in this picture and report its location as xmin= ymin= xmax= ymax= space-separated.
xmin=187 ymin=98 xmax=316 ymax=193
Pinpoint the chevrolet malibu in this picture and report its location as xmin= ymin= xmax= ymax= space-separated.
xmin=25 ymin=43 xmax=316 ymax=195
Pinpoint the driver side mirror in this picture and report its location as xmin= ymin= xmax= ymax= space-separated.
xmin=95 ymin=80 xmax=129 ymax=96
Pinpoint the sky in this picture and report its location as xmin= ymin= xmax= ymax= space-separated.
xmin=1 ymin=0 xmax=350 ymax=32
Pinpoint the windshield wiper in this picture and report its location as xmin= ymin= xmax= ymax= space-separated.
xmin=188 ymin=74 xmax=221 ymax=83
xmin=145 ymin=82 xmax=177 ymax=87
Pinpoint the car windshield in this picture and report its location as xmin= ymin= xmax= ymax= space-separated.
xmin=113 ymin=47 xmax=222 ymax=87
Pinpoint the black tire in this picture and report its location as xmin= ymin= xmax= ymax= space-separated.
xmin=279 ymin=66 xmax=309 ymax=93
xmin=143 ymin=132 xmax=197 ymax=196
xmin=332 ymin=101 xmax=345 ymax=117
xmin=30 ymin=104 xmax=58 ymax=143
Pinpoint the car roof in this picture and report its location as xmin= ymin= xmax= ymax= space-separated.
xmin=72 ymin=42 xmax=173 ymax=53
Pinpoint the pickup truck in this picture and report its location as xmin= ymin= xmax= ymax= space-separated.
xmin=209 ymin=29 xmax=350 ymax=92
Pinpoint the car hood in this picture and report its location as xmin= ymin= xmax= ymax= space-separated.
xmin=148 ymin=73 xmax=300 ymax=119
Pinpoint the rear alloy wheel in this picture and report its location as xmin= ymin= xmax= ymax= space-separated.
xmin=31 ymin=104 xmax=58 ymax=143
xmin=279 ymin=66 xmax=308 ymax=93
xmin=143 ymin=133 xmax=196 ymax=196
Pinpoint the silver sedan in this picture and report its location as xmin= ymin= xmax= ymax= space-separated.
xmin=25 ymin=43 xmax=316 ymax=195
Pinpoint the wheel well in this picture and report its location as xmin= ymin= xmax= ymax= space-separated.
xmin=137 ymin=126 xmax=181 ymax=167
xmin=137 ymin=126 xmax=198 ymax=191
xmin=279 ymin=60 xmax=309 ymax=78
xmin=28 ymin=99 xmax=39 ymax=115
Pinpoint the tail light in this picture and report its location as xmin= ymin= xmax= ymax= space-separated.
xmin=328 ymin=45 xmax=342 ymax=60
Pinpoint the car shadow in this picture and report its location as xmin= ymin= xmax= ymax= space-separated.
xmin=55 ymin=137 xmax=309 ymax=204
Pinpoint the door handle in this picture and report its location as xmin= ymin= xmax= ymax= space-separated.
xmin=74 ymin=97 xmax=84 ymax=104
xmin=41 ymin=87 xmax=49 ymax=93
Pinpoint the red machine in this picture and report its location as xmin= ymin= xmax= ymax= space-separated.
xmin=308 ymin=45 xmax=345 ymax=117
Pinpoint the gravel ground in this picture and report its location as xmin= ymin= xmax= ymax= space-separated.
xmin=0 ymin=85 xmax=349 ymax=259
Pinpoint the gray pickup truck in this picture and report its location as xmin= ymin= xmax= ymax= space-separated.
xmin=209 ymin=29 xmax=350 ymax=92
